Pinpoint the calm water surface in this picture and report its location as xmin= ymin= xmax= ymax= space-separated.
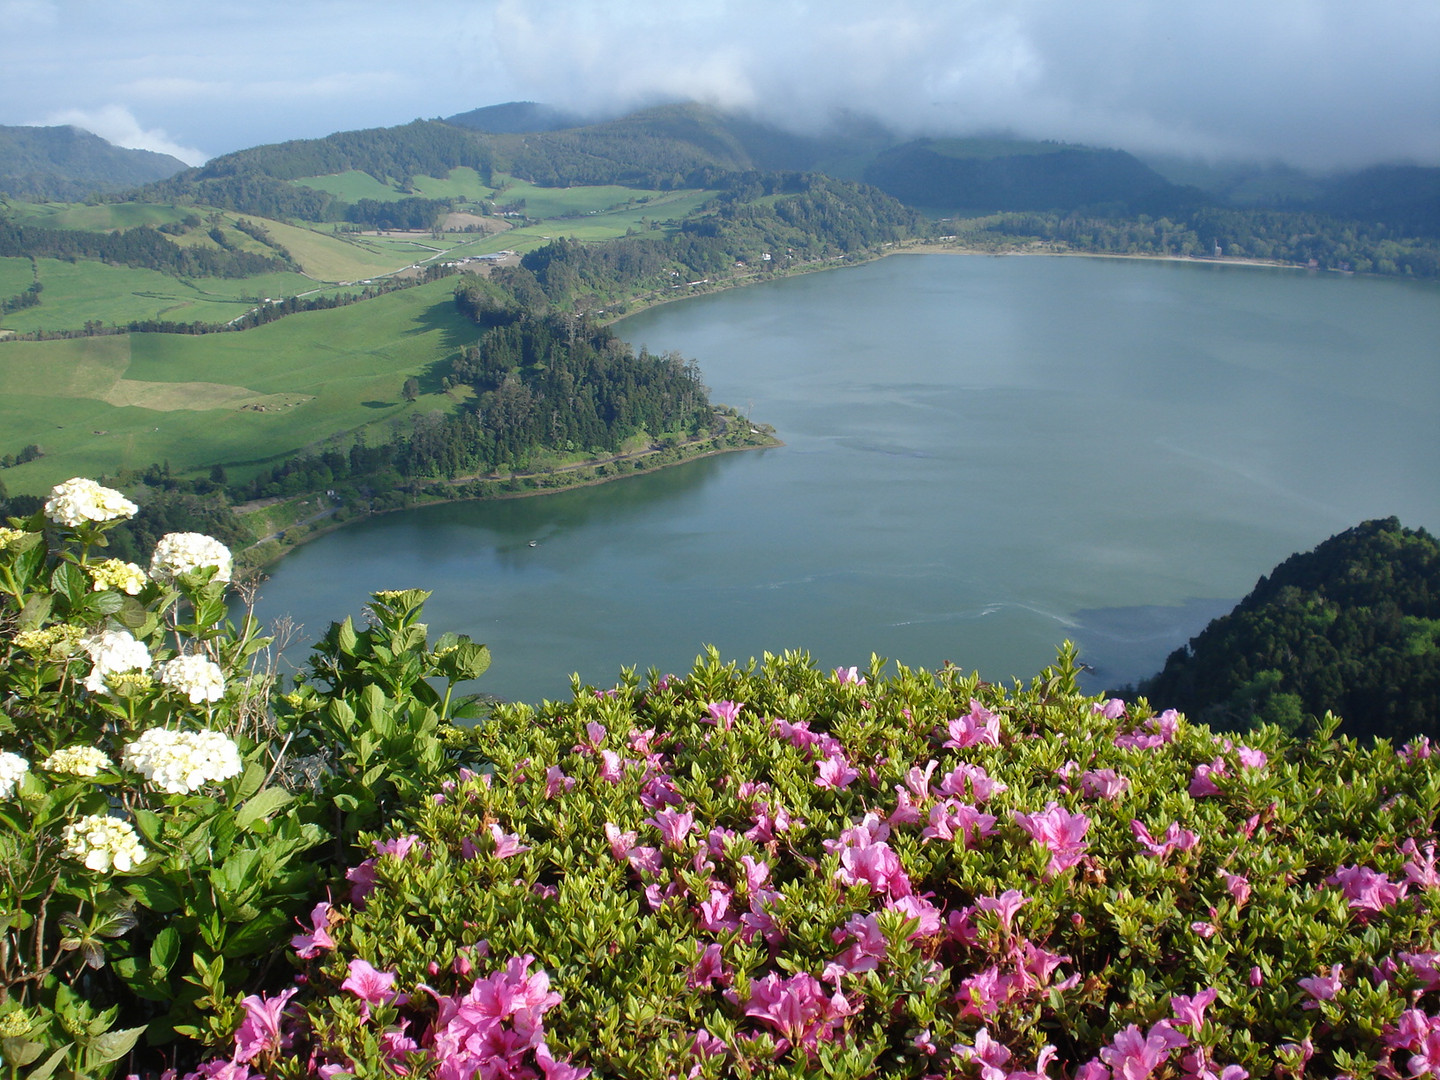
xmin=251 ymin=255 xmax=1440 ymax=701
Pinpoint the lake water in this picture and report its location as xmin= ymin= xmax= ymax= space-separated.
xmin=250 ymin=254 xmax=1440 ymax=702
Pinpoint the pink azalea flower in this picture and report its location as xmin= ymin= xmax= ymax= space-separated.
xmin=1081 ymin=768 xmax=1130 ymax=800
xmin=826 ymin=913 xmax=887 ymax=978
xmin=938 ymin=762 xmax=1007 ymax=802
xmin=645 ymin=807 xmax=695 ymax=849
xmin=489 ymin=823 xmax=531 ymax=859
xmin=345 ymin=859 xmax=378 ymax=906
xmin=1298 ymin=963 xmax=1343 ymax=1007
xmin=704 ymin=700 xmax=743 ymax=729
xmin=597 ymin=749 xmax=624 ymax=782
xmin=1131 ymin=819 xmax=1199 ymax=859
xmin=290 ymin=901 xmax=337 ymax=958
xmin=741 ymin=854 xmax=770 ymax=893
xmin=738 ymin=971 xmax=856 ymax=1054
xmin=1328 ymin=864 xmax=1407 ymax=913
xmin=639 ymin=773 xmax=683 ymax=809
xmin=836 ymin=836 xmax=912 ymax=898
xmin=1170 ymin=988 xmax=1219 ymax=1031
xmin=544 ymin=765 xmax=575 ymax=799
xmin=1401 ymin=737 xmax=1434 ymax=763
xmin=689 ymin=942 xmax=728 ymax=988
xmin=887 ymin=894 xmax=944 ymax=938
xmin=920 ymin=799 xmax=998 ymax=846
xmin=1400 ymin=951 xmax=1440 ymax=993
xmin=1093 ymin=698 xmax=1127 ymax=719
xmin=1403 ymin=839 xmax=1440 ymax=890
xmin=956 ymin=965 xmax=1022 ymax=1021
xmin=626 ymin=845 xmax=664 ymax=876
xmin=1098 ymin=1022 xmax=1188 ymax=1080
xmin=834 ymin=666 xmax=866 ymax=685
xmin=816 ymin=753 xmax=859 ymax=790
xmin=1189 ymin=759 xmax=1227 ymax=797
xmin=375 ymin=834 xmax=424 ymax=860
xmin=342 ymin=958 xmax=401 ymax=1007
xmin=1236 ymin=745 xmax=1268 ymax=769
xmin=943 ymin=700 xmax=1002 ymax=748
xmin=232 ymin=988 xmax=297 ymax=1063
xmin=888 ymin=787 xmax=926 ymax=827
xmin=903 ymin=760 xmax=939 ymax=798
xmin=603 ymin=822 xmax=637 ymax=861
xmin=1219 ymin=871 xmax=1251 ymax=907
xmin=974 ymin=889 xmax=1029 ymax=933
xmin=1013 ymin=802 xmax=1090 ymax=876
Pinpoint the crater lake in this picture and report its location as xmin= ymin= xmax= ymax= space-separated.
xmin=249 ymin=253 xmax=1440 ymax=701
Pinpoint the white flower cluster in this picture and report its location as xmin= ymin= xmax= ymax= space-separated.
xmin=0 ymin=751 xmax=29 ymax=798
xmin=41 ymin=745 xmax=113 ymax=777
xmin=158 ymin=654 xmax=226 ymax=704
xmin=88 ymin=558 xmax=148 ymax=595
xmin=44 ymin=478 xmax=137 ymax=528
xmin=81 ymin=630 xmax=151 ymax=693
xmin=149 ymin=532 xmax=233 ymax=585
xmin=61 ymin=814 xmax=147 ymax=873
xmin=123 ymin=727 xmax=242 ymax=794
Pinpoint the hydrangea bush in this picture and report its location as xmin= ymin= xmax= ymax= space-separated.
xmin=248 ymin=649 xmax=1440 ymax=1080
xmin=0 ymin=480 xmax=491 ymax=1076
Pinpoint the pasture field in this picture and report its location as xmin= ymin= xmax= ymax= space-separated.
xmin=0 ymin=276 xmax=479 ymax=491
xmin=408 ymin=167 xmax=495 ymax=202
xmin=0 ymin=256 xmax=34 ymax=296
xmin=0 ymin=259 xmax=319 ymax=333
xmin=494 ymin=179 xmax=711 ymax=221
xmin=3 ymin=201 xmax=194 ymax=231
xmin=291 ymin=166 xmax=497 ymax=205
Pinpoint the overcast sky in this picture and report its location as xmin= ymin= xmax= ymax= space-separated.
xmin=3 ymin=0 xmax=1437 ymax=170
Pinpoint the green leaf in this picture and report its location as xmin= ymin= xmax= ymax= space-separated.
xmin=124 ymin=876 xmax=183 ymax=914
xmin=24 ymin=1046 xmax=69 ymax=1080
xmin=16 ymin=591 xmax=53 ymax=630
xmin=233 ymin=761 xmax=266 ymax=803
xmin=86 ymin=1025 xmax=146 ymax=1066
xmin=0 ymin=1037 xmax=49 ymax=1068
xmin=150 ymin=926 xmax=181 ymax=977
xmin=235 ymin=786 xmax=295 ymax=830
xmin=336 ymin=615 xmax=359 ymax=656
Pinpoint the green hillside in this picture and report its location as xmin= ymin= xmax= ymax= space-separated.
xmin=1139 ymin=518 xmax=1440 ymax=741
xmin=0 ymin=124 xmax=187 ymax=201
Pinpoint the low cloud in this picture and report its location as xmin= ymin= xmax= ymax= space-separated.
xmin=39 ymin=104 xmax=208 ymax=165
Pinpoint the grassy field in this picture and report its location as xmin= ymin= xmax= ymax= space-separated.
xmin=0 ymin=256 xmax=34 ymax=296
xmin=291 ymin=166 xmax=497 ymax=205
xmin=2 ymin=201 xmax=194 ymax=231
xmin=0 ymin=259 xmax=322 ymax=333
xmin=0 ymin=276 xmax=480 ymax=491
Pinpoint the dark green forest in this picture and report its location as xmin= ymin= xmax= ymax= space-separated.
xmin=1139 ymin=518 xmax=1440 ymax=742
xmin=0 ymin=217 xmax=291 ymax=277
xmin=231 ymin=311 xmax=715 ymax=501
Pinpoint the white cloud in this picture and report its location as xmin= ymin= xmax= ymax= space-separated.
xmin=39 ymin=105 xmax=208 ymax=166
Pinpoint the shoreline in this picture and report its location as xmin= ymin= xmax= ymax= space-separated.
xmin=237 ymin=426 xmax=782 ymax=572
xmin=236 ymin=239 xmax=1334 ymax=572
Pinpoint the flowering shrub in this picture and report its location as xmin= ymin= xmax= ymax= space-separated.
xmin=251 ymin=648 xmax=1440 ymax=1080
xmin=0 ymin=479 xmax=495 ymax=1077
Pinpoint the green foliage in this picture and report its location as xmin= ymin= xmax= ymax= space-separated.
xmin=260 ymin=645 xmax=1440 ymax=1078
xmin=1141 ymin=518 xmax=1440 ymax=741
xmin=0 ymin=485 xmax=493 ymax=1075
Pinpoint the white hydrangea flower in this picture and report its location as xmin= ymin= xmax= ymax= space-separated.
xmin=149 ymin=533 xmax=233 ymax=585
xmin=61 ymin=814 xmax=147 ymax=873
xmin=87 ymin=558 xmax=147 ymax=596
xmin=0 ymin=751 xmax=29 ymax=798
xmin=123 ymin=728 xmax=243 ymax=794
xmin=41 ymin=746 xmax=113 ymax=777
xmin=157 ymin=654 xmax=226 ymax=704
xmin=44 ymin=478 xmax=138 ymax=527
xmin=81 ymin=630 xmax=151 ymax=693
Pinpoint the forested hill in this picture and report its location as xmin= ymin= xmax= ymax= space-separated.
xmin=0 ymin=124 xmax=187 ymax=201
xmin=1138 ymin=518 xmax=1440 ymax=742
xmin=861 ymin=138 xmax=1203 ymax=216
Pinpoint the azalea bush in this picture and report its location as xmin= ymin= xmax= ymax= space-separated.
xmin=0 ymin=479 xmax=490 ymax=1077
xmin=204 ymin=647 xmax=1440 ymax=1080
